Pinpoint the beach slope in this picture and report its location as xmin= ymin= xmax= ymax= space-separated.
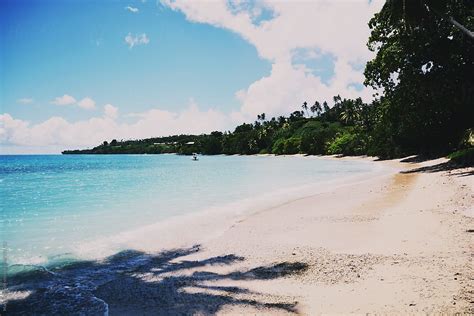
xmin=98 ymin=157 xmax=474 ymax=315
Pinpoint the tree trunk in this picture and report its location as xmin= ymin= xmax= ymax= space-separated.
xmin=427 ymin=4 xmax=474 ymax=40
xmin=448 ymin=16 xmax=474 ymax=40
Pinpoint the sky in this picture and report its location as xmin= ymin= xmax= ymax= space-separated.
xmin=0 ymin=0 xmax=384 ymax=154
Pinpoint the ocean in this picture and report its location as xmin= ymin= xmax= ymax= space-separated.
xmin=0 ymin=154 xmax=376 ymax=272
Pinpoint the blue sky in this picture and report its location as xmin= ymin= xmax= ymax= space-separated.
xmin=0 ymin=0 xmax=383 ymax=153
xmin=1 ymin=0 xmax=271 ymax=123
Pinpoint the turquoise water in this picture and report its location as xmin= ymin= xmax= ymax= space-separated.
xmin=0 ymin=154 xmax=375 ymax=268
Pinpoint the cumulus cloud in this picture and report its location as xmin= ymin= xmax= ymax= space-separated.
xmin=0 ymin=100 xmax=234 ymax=153
xmin=17 ymin=98 xmax=34 ymax=104
xmin=3 ymin=2 xmax=386 ymax=153
xmin=125 ymin=33 xmax=150 ymax=48
xmin=50 ymin=95 xmax=96 ymax=110
xmin=125 ymin=6 xmax=139 ymax=13
xmin=77 ymin=97 xmax=96 ymax=110
xmin=160 ymin=0 xmax=383 ymax=119
xmin=51 ymin=94 xmax=77 ymax=106
xmin=104 ymin=104 xmax=118 ymax=120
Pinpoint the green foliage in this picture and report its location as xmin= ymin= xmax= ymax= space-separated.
xmin=448 ymin=147 xmax=474 ymax=166
xmin=327 ymin=130 xmax=368 ymax=156
xmin=271 ymin=138 xmax=286 ymax=155
xmin=271 ymin=137 xmax=301 ymax=155
xmin=299 ymin=121 xmax=341 ymax=155
xmin=200 ymin=131 xmax=223 ymax=155
xmin=459 ymin=128 xmax=474 ymax=148
xmin=283 ymin=137 xmax=301 ymax=154
xmin=364 ymin=0 xmax=474 ymax=156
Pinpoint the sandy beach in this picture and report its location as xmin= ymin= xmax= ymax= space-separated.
xmin=5 ymin=156 xmax=473 ymax=315
xmin=97 ymin=157 xmax=474 ymax=314
xmin=3 ymin=0 xmax=473 ymax=314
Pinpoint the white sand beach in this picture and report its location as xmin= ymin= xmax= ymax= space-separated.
xmin=89 ymin=157 xmax=473 ymax=315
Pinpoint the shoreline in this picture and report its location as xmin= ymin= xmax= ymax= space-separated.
xmin=1 ymin=154 xmax=377 ymax=272
xmin=67 ymin=155 xmax=392 ymax=262
xmin=106 ymin=156 xmax=473 ymax=314
xmin=5 ymin=155 xmax=388 ymax=267
xmin=4 ymin=156 xmax=473 ymax=314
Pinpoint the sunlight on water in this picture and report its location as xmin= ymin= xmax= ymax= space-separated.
xmin=0 ymin=154 xmax=375 ymax=267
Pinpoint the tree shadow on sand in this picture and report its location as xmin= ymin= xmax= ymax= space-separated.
xmin=397 ymin=155 xmax=473 ymax=177
xmin=5 ymin=245 xmax=308 ymax=315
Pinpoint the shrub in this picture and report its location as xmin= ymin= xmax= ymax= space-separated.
xmin=272 ymin=137 xmax=301 ymax=155
xmin=299 ymin=121 xmax=341 ymax=155
xmin=327 ymin=131 xmax=367 ymax=156
xmin=283 ymin=137 xmax=301 ymax=154
xmin=272 ymin=138 xmax=286 ymax=155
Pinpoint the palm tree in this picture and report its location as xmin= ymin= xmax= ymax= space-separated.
xmin=310 ymin=101 xmax=322 ymax=117
xmin=340 ymin=107 xmax=357 ymax=125
xmin=301 ymin=101 xmax=309 ymax=117
xmin=340 ymin=100 xmax=361 ymax=125
xmin=383 ymin=0 xmax=473 ymax=40
xmin=323 ymin=101 xmax=330 ymax=113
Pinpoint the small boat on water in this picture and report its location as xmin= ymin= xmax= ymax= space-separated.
xmin=192 ymin=153 xmax=199 ymax=161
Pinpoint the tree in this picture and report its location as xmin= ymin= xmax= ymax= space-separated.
xmin=340 ymin=98 xmax=363 ymax=125
xmin=201 ymin=131 xmax=223 ymax=155
xmin=340 ymin=104 xmax=358 ymax=125
xmin=310 ymin=101 xmax=322 ymax=117
xmin=323 ymin=101 xmax=330 ymax=113
xmin=301 ymin=102 xmax=309 ymax=117
xmin=277 ymin=116 xmax=286 ymax=126
xmin=365 ymin=0 xmax=474 ymax=156
xmin=289 ymin=110 xmax=305 ymax=122
xmin=383 ymin=0 xmax=474 ymax=40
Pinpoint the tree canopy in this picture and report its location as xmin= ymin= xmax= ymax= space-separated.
xmin=365 ymin=0 xmax=473 ymax=157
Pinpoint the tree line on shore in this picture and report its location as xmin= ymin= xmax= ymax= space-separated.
xmin=63 ymin=0 xmax=473 ymax=163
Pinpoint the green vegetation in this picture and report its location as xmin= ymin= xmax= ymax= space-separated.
xmin=63 ymin=1 xmax=473 ymax=163
xmin=364 ymin=0 xmax=473 ymax=158
xmin=448 ymin=148 xmax=474 ymax=165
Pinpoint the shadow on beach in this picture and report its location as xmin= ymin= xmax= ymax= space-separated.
xmin=5 ymin=245 xmax=307 ymax=315
xmin=397 ymin=155 xmax=473 ymax=177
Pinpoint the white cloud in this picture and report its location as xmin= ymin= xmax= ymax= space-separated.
xmin=17 ymin=98 xmax=34 ymax=104
xmin=104 ymin=104 xmax=118 ymax=120
xmin=50 ymin=95 xmax=96 ymax=110
xmin=161 ymin=0 xmax=382 ymax=62
xmin=2 ymin=2 xmax=387 ymax=153
xmin=77 ymin=97 xmax=96 ymax=110
xmin=160 ymin=0 xmax=384 ymax=119
xmin=0 ymin=100 xmax=234 ymax=153
xmin=125 ymin=33 xmax=150 ymax=48
xmin=125 ymin=6 xmax=139 ymax=13
xmin=51 ymin=94 xmax=77 ymax=106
